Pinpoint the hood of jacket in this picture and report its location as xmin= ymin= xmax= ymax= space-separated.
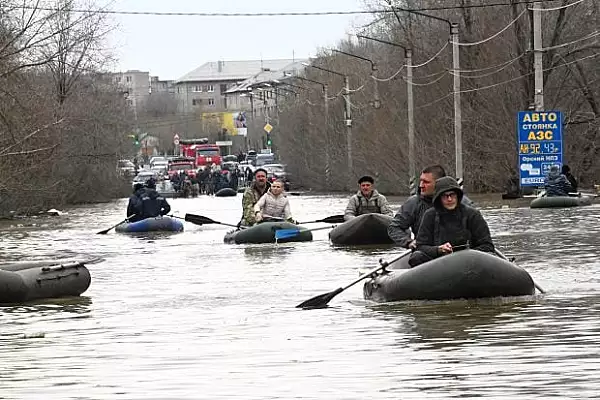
xmin=433 ymin=176 xmax=463 ymax=209
xmin=547 ymin=169 xmax=561 ymax=180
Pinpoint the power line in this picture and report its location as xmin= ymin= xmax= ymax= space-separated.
xmin=17 ymin=0 xmax=567 ymax=18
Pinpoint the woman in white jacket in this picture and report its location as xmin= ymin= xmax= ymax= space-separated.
xmin=253 ymin=179 xmax=294 ymax=223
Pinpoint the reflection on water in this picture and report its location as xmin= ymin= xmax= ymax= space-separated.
xmin=0 ymin=196 xmax=599 ymax=399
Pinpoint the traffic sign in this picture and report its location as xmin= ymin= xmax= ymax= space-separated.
xmin=173 ymin=133 xmax=180 ymax=145
xmin=263 ymin=123 xmax=273 ymax=134
xmin=517 ymin=111 xmax=563 ymax=187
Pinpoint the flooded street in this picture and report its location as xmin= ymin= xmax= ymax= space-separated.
xmin=1 ymin=194 xmax=600 ymax=399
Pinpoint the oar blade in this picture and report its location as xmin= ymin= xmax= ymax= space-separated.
xmin=296 ymin=287 xmax=343 ymax=309
xmin=96 ymin=228 xmax=111 ymax=235
xmin=184 ymin=213 xmax=206 ymax=225
xmin=274 ymin=228 xmax=301 ymax=240
xmin=318 ymin=214 xmax=345 ymax=224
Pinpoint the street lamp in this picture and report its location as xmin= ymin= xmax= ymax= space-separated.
xmin=303 ymin=62 xmax=354 ymax=180
xmin=332 ymin=49 xmax=380 ymax=109
xmin=357 ymin=34 xmax=415 ymax=186
xmin=393 ymin=7 xmax=463 ymax=180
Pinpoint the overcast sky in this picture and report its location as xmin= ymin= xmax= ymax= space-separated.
xmin=108 ymin=0 xmax=368 ymax=80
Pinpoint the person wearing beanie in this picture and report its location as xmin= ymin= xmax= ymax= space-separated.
xmin=344 ymin=175 xmax=393 ymax=221
xmin=544 ymin=165 xmax=572 ymax=196
xmin=240 ymin=167 xmax=271 ymax=226
xmin=408 ymin=176 xmax=495 ymax=267
xmin=388 ymin=164 xmax=475 ymax=249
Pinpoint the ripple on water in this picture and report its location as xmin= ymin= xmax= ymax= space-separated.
xmin=0 ymin=196 xmax=599 ymax=399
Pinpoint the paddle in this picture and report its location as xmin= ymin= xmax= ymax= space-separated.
xmin=184 ymin=213 xmax=239 ymax=228
xmin=97 ymin=214 xmax=136 ymax=235
xmin=275 ymin=225 xmax=336 ymax=241
xmin=494 ymin=249 xmax=546 ymax=294
xmin=296 ymin=249 xmax=412 ymax=309
xmin=297 ymin=214 xmax=346 ymax=224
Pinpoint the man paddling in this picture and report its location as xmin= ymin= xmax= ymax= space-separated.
xmin=126 ymin=183 xmax=146 ymax=222
xmin=344 ymin=175 xmax=393 ymax=221
xmin=240 ymin=168 xmax=270 ymax=226
xmin=388 ymin=165 xmax=473 ymax=249
xmin=138 ymin=178 xmax=171 ymax=219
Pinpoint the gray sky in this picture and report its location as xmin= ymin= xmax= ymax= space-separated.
xmin=109 ymin=0 xmax=368 ymax=80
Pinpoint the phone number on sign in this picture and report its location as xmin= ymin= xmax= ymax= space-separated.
xmin=521 ymin=177 xmax=545 ymax=184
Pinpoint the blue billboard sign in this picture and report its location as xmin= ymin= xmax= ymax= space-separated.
xmin=517 ymin=111 xmax=563 ymax=187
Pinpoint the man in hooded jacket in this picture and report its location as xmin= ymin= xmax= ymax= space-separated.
xmin=408 ymin=176 xmax=495 ymax=267
xmin=388 ymin=165 xmax=475 ymax=249
xmin=126 ymin=182 xmax=146 ymax=222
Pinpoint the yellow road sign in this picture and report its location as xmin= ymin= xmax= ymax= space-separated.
xmin=263 ymin=123 xmax=273 ymax=133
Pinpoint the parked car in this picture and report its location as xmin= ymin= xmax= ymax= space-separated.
xmin=263 ymin=163 xmax=290 ymax=191
xmin=255 ymin=153 xmax=276 ymax=167
xmin=117 ymin=159 xmax=136 ymax=178
xmin=149 ymin=156 xmax=167 ymax=167
xmin=132 ymin=170 xmax=160 ymax=189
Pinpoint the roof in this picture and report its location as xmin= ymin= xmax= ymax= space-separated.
xmin=176 ymin=59 xmax=305 ymax=83
xmin=225 ymin=60 xmax=307 ymax=94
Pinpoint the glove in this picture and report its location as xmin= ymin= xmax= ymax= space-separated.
xmin=408 ymin=240 xmax=417 ymax=250
xmin=286 ymin=218 xmax=298 ymax=225
xmin=255 ymin=212 xmax=263 ymax=222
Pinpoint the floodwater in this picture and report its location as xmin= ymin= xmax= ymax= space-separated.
xmin=0 ymin=193 xmax=599 ymax=399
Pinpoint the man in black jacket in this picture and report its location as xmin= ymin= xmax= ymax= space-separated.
xmin=139 ymin=178 xmax=171 ymax=219
xmin=126 ymin=183 xmax=146 ymax=222
xmin=408 ymin=176 xmax=494 ymax=267
xmin=388 ymin=165 xmax=474 ymax=249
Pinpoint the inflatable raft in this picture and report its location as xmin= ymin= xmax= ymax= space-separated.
xmin=0 ymin=260 xmax=92 ymax=304
xmin=115 ymin=216 xmax=184 ymax=233
xmin=329 ymin=214 xmax=394 ymax=246
xmin=530 ymin=195 xmax=593 ymax=208
xmin=363 ymin=250 xmax=535 ymax=302
xmin=224 ymin=221 xmax=313 ymax=244
xmin=215 ymin=188 xmax=237 ymax=197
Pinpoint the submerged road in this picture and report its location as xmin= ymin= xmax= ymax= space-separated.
xmin=0 ymin=193 xmax=599 ymax=399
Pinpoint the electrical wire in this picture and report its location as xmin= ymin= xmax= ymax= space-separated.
xmin=413 ymin=51 xmax=600 ymax=109
xmin=529 ymin=0 xmax=588 ymax=11
xmin=411 ymin=42 xmax=450 ymax=68
xmin=450 ymin=9 xmax=527 ymax=47
xmin=402 ymin=72 xmax=449 ymax=86
xmin=454 ymin=53 xmax=528 ymax=73
xmin=371 ymin=66 xmax=405 ymax=82
xmin=540 ymin=30 xmax=600 ymax=51
xmin=15 ymin=0 xmax=567 ymax=17
xmin=448 ymin=56 xmax=523 ymax=79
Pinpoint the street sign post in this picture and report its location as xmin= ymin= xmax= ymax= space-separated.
xmin=173 ymin=134 xmax=180 ymax=146
xmin=263 ymin=123 xmax=273 ymax=134
xmin=517 ymin=111 xmax=563 ymax=187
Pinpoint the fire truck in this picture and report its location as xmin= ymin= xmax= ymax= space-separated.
xmin=179 ymin=138 xmax=222 ymax=167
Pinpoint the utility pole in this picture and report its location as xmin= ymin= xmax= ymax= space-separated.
xmin=405 ymin=48 xmax=415 ymax=182
xmin=343 ymin=75 xmax=353 ymax=175
xmin=532 ymin=1 xmax=544 ymax=110
xmin=323 ymin=85 xmax=331 ymax=186
xmin=451 ymin=23 xmax=463 ymax=181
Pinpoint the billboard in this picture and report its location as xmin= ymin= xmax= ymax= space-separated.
xmin=517 ymin=111 xmax=563 ymax=187
xmin=201 ymin=111 xmax=248 ymax=136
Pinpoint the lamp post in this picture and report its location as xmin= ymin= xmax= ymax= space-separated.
xmin=289 ymin=75 xmax=331 ymax=185
xmin=332 ymin=49 xmax=380 ymax=109
xmin=302 ymin=62 xmax=353 ymax=181
xmin=393 ymin=8 xmax=463 ymax=181
xmin=356 ymin=34 xmax=415 ymax=186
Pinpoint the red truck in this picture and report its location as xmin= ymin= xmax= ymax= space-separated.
xmin=179 ymin=138 xmax=221 ymax=167
xmin=167 ymin=156 xmax=197 ymax=180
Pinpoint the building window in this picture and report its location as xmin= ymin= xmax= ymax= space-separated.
xmin=126 ymin=76 xmax=131 ymax=83
xmin=220 ymin=84 xmax=227 ymax=93
xmin=193 ymin=85 xmax=202 ymax=92
xmin=192 ymin=99 xmax=202 ymax=106
xmin=208 ymin=98 xmax=215 ymax=106
xmin=207 ymin=84 xmax=214 ymax=92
